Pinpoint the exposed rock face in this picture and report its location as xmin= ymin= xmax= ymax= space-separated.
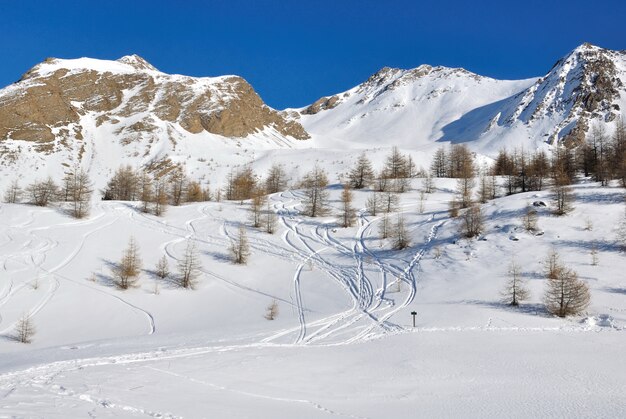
xmin=496 ymin=43 xmax=625 ymax=144
xmin=0 ymin=55 xmax=309 ymax=155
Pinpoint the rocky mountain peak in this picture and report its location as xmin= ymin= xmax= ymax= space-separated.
xmin=116 ymin=54 xmax=159 ymax=72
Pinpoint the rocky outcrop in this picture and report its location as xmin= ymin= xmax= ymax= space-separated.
xmin=0 ymin=55 xmax=309 ymax=154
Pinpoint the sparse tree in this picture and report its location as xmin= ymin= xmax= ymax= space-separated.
xmin=430 ymin=146 xmax=448 ymax=178
xmin=139 ymin=171 xmax=153 ymax=213
xmin=168 ymin=167 xmax=188 ymax=206
xmin=265 ymin=300 xmax=279 ymax=320
xmin=113 ymin=236 xmax=142 ymax=289
xmin=460 ymin=204 xmax=484 ymax=238
xmin=153 ymin=177 xmax=169 ymax=216
xmin=3 ymin=179 xmax=22 ymax=203
xmin=378 ymin=213 xmax=390 ymax=239
xmin=63 ymin=167 xmax=93 ymax=218
xmin=501 ymin=260 xmax=529 ymax=306
xmin=544 ymin=265 xmax=590 ymax=317
xmin=339 ymin=184 xmax=356 ymax=228
xmin=391 ymin=214 xmax=410 ymax=250
xmin=250 ymin=187 xmax=267 ymax=228
xmin=186 ymin=181 xmax=204 ymax=202
xmin=177 ymin=240 xmax=201 ymax=289
xmin=348 ymin=152 xmax=374 ymax=189
xmin=544 ymin=249 xmax=561 ymax=280
xmin=14 ymin=314 xmax=35 ymax=344
xmin=422 ymin=175 xmax=434 ymax=194
xmin=301 ymin=166 xmax=329 ymax=217
xmin=618 ymin=207 xmax=626 ymax=251
xmin=418 ymin=190 xmax=426 ymax=214
xmin=265 ymin=163 xmax=288 ymax=194
xmin=26 ymin=177 xmax=58 ymax=207
xmin=366 ymin=192 xmax=382 ymax=216
xmin=552 ymin=171 xmax=574 ymax=216
xmin=264 ymin=199 xmax=277 ymax=234
xmin=448 ymin=199 xmax=460 ymax=218
xmin=477 ymin=166 xmax=493 ymax=204
xmin=155 ymin=255 xmax=170 ymax=279
xmin=521 ymin=206 xmax=539 ymax=233
xmin=590 ymin=243 xmax=599 ymax=266
xmin=102 ymin=165 xmax=139 ymax=201
xmin=382 ymin=191 xmax=399 ymax=213
xmin=231 ymin=224 xmax=250 ymax=264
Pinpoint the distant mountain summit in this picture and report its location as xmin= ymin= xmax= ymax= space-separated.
xmin=0 ymin=44 xmax=624 ymax=183
xmin=0 ymin=54 xmax=308 ymax=155
xmin=296 ymin=43 xmax=626 ymax=153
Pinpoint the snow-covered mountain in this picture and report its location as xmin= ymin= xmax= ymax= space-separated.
xmin=297 ymin=43 xmax=626 ymax=154
xmin=0 ymin=44 xmax=625 ymax=186
xmin=0 ymin=55 xmax=308 ymax=183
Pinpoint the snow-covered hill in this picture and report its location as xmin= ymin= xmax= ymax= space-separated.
xmin=296 ymin=43 xmax=626 ymax=155
xmin=0 ymin=179 xmax=624 ymax=417
xmin=0 ymin=55 xmax=309 ymax=186
xmin=0 ymin=44 xmax=625 ymax=189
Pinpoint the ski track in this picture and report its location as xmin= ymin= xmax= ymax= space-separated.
xmin=2 ymin=190 xmax=623 ymax=416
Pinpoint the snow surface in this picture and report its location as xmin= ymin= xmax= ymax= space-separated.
xmin=0 ymin=178 xmax=625 ymax=417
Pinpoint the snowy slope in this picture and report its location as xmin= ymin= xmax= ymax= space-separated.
xmin=296 ymin=43 xmax=626 ymax=156
xmin=0 ymin=178 xmax=625 ymax=417
xmin=297 ymin=66 xmax=536 ymax=150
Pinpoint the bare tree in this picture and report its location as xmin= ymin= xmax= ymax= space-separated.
xmin=153 ymin=177 xmax=169 ymax=216
xmin=460 ymin=204 xmax=484 ymax=238
xmin=250 ymin=187 xmax=267 ymax=228
xmin=348 ymin=152 xmax=374 ymax=189
xmin=103 ymin=165 xmax=139 ymax=201
xmin=382 ymin=191 xmax=399 ymax=213
xmin=392 ymin=214 xmax=410 ymax=250
xmin=301 ymin=166 xmax=329 ymax=217
xmin=552 ymin=185 xmax=574 ymax=216
xmin=477 ymin=172 xmax=493 ymax=204
xmin=448 ymin=199 xmax=460 ymax=218
xmin=544 ymin=265 xmax=590 ymax=317
xmin=501 ymin=259 xmax=529 ymax=306
xmin=265 ymin=163 xmax=288 ymax=194
xmin=139 ymin=171 xmax=153 ymax=213
xmin=378 ymin=213 xmax=390 ymax=239
xmin=422 ymin=175 xmax=434 ymax=193
xmin=168 ymin=167 xmax=188 ymax=206
xmin=265 ymin=300 xmax=279 ymax=320
xmin=3 ymin=179 xmax=22 ymax=203
xmin=544 ymin=249 xmax=561 ymax=280
xmin=186 ymin=181 xmax=204 ymax=202
xmin=590 ymin=243 xmax=599 ymax=266
xmin=113 ymin=236 xmax=142 ymax=289
xmin=27 ymin=177 xmax=58 ymax=207
xmin=430 ymin=146 xmax=448 ymax=178
xmin=521 ymin=206 xmax=539 ymax=232
xmin=264 ymin=199 xmax=277 ymax=234
xmin=366 ymin=192 xmax=381 ymax=216
xmin=231 ymin=224 xmax=250 ymax=264
xmin=177 ymin=240 xmax=201 ymax=289
xmin=155 ymin=255 xmax=170 ymax=279
xmin=617 ymin=205 xmax=626 ymax=251
xmin=14 ymin=314 xmax=35 ymax=344
xmin=418 ymin=190 xmax=426 ymax=214
xmin=339 ymin=184 xmax=356 ymax=228
xmin=64 ymin=167 xmax=93 ymax=218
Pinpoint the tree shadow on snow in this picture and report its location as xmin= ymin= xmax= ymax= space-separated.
xmin=452 ymin=299 xmax=551 ymax=317
xmin=602 ymin=286 xmax=626 ymax=295
xmin=574 ymin=191 xmax=625 ymax=205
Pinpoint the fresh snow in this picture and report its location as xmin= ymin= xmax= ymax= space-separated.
xmin=0 ymin=177 xmax=624 ymax=418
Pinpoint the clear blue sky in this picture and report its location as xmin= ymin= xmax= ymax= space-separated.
xmin=1 ymin=0 xmax=625 ymax=109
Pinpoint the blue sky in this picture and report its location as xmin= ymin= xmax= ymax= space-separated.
xmin=1 ymin=0 xmax=625 ymax=109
